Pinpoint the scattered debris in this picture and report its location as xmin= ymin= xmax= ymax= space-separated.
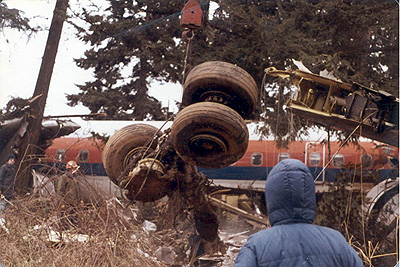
xmin=143 ymin=220 xmax=157 ymax=232
xmin=0 ymin=176 xmax=269 ymax=266
xmin=210 ymin=196 xmax=269 ymax=227
xmin=154 ymin=246 xmax=177 ymax=264
xmin=47 ymin=229 xmax=89 ymax=243
xmin=0 ymin=218 xmax=9 ymax=233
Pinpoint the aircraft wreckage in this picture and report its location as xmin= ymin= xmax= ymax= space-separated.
xmin=3 ymin=60 xmax=398 ymax=249
xmin=99 ymin=61 xmax=398 ymax=243
xmin=101 ymin=61 xmax=259 ymax=241
xmin=0 ymin=116 xmax=80 ymax=164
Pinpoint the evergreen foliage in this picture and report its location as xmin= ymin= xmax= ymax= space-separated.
xmin=67 ymin=0 xmax=189 ymax=120
xmin=0 ymin=2 xmax=37 ymax=32
xmin=199 ymin=0 xmax=398 ymax=144
xmin=68 ymin=0 xmax=398 ymax=141
xmin=0 ymin=97 xmax=31 ymax=121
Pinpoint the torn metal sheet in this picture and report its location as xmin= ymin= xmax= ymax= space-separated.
xmin=40 ymin=119 xmax=81 ymax=140
xmin=0 ymin=117 xmax=81 ymax=164
xmin=32 ymin=170 xmax=56 ymax=197
xmin=266 ymin=67 xmax=399 ymax=147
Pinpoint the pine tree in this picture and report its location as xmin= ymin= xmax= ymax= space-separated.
xmin=67 ymin=0 xmax=188 ymax=120
xmin=197 ymin=0 xmax=398 ymax=144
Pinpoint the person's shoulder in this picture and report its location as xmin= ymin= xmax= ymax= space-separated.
xmin=246 ymin=227 xmax=275 ymax=243
xmin=314 ymin=224 xmax=344 ymax=235
xmin=312 ymin=224 xmax=354 ymax=246
xmin=314 ymin=225 xmax=362 ymax=264
xmin=0 ymin=163 xmax=7 ymax=171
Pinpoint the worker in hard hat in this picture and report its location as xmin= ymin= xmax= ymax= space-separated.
xmin=56 ymin=160 xmax=82 ymax=227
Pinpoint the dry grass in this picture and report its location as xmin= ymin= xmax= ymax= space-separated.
xmin=0 ymin=194 xmax=169 ymax=267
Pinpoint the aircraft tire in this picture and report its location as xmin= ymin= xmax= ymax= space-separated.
xmin=170 ymin=102 xmax=249 ymax=169
xmin=366 ymin=184 xmax=399 ymax=266
xmin=103 ymin=123 xmax=172 ymax=202
xmin=182 ymin=61 xmax=258 ymax=119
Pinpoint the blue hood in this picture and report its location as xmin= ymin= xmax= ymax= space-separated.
xmin=265 ymin=159 xmax=316 ymax=226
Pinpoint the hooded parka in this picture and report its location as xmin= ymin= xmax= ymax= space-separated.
xmin=235 ymin=159 xmax=363 ymax=267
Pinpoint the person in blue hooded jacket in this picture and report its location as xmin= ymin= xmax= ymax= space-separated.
xmin=235 ymin=159 xmax=363 ymax=267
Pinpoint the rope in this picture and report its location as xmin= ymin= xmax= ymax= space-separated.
xmin=140 ymin=117 xmax=173 ymax=160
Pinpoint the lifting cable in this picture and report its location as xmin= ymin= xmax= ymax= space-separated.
xmin=314 ymin=109 xmax=378 ymax=182
xmin=119 ymin=1 xmax=207 ymax=200
xmin=180 ymin=0 xmax=204 ymax=95
xmin=315 ymin=111 xmax=378 ymax=259
xmin=133 ymin=0 xmax=206 ymax=199
xmin=181 ymin=31 xmax=195 ymax=87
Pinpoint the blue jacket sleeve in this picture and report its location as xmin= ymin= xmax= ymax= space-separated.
xmin=346 ymin=244 xmax=363 ymax=267
xmin=235 ymin=242 xmax=258 ymax=267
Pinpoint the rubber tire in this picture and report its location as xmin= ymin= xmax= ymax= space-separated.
xmin=170 ymin=102 xmax=249 ymax=169
xmin=182 ymin=61 xmax=258 ymax=119
xmin=102 ymin=124 xmax=171 ymax=202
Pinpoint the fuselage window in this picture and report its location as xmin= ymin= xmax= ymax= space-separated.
xmin=332 ymin=154 xmax=345 ymax=168
xmin=55 ymin=149 xmax=66 ymax=162
xmin=360 ymin=154 xmax=372 ymax=168
xmin=79 ymin=149 xmax=89 ymax=162
xmin=251 ymin=153 xmax=263 ymax=166
xmin=309 ymin=152 xmax=321 ymax=167
xmin=278 ymin=153 xmax=290 ymax=162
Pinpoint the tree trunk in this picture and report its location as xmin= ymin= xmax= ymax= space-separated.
xmin=15 ymin=0 xmax=69 ymax=194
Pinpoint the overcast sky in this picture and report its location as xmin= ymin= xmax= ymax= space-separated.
xmin=0 ymin=0 xmax=182 ymax=116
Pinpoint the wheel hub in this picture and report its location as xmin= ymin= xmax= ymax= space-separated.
xmin=189 ymin=134 xmax=227 ymax=157
xmin=123 ymin=146 xmax=153 ymax=171
xmin=124 ymin=158 xmax=170 ymax=202
xmin=199 ymin=90 xmax=232 ymax=105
